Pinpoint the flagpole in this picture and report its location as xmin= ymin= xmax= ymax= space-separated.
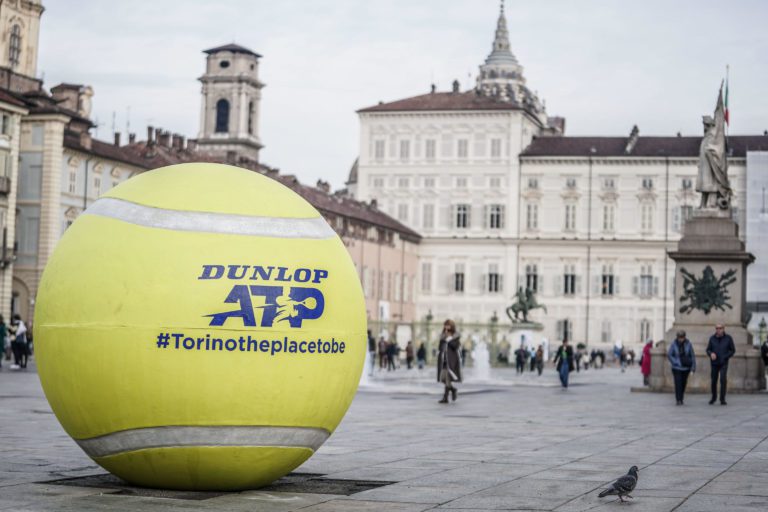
xmin=725 ymin=64 xmax=730 ymax=139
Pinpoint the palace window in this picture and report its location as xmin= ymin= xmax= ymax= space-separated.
xmin=455 ymin=204 xmax=469 ymax=228
xmin=642 ymin=177 xmax=654 ymax=190
xmin=424 ymin=177 xmax=435 ymax=188
xmin=421 ymin=262 xmax=432 ymax=293
xmin=682 ymin=178 xmax=692 ymax=190
xmin=556 ymin=319 xmax=573 ymax=342
xmin=456 ymin=176 xmax=467 ymax=188
xmin=491 ymin=138 xmax=501 ymax=158
xmin=640 ymin=203 xmax=654 ymax=232
xmin=527 ymin=177 xmax=539 ymax=189
xmin=525 ymin=264 xmax=538 ymax=293
xmin=399 ymin=140 xmax=410 ymax=160
xmin=490 ymin=176 xmax=501 ymax=188
xmin=488 ymin=263 xmax=501 ymax=293
xmin=563 ymin=264 xmax=576 ymax=296
xmin=215 ymin=99 xmax=229 ymax=133
xmin=422 ymin=203 xmax=434 ymax=229
xmin=425 ymin=139 xmax=436 ymax=159
xmin=564 ymin=203 xmax=577 ymax=231
xmin=601 ymin=264 xmax=615 ymax=296
xmin=374 ymin=140 xmax=385 ymax=159
xmin=457 ymin=139 xmax=468 ymax=158
xmin=601 ymin=320 xmax=612 ymax=343
xmin=526 ymin=203 xmax=538 ymax=230
xmin=397 ymin=203 xmax=408 ymax=222
xmin=635 ymin=264 xmax=657 ymax=297
xmin=566 ymin=178 xmax=577 ymax=189
xmin=603 ymin=177 xmax=615 ymax=190
xmin=9 ymin=25 xmax=21 ymax=68
xmin=68 ymin=170 xmax=77 ymax=194
xmin=247 ymin=101 xmax=254 ymax=134
xmin=398 ymin=177 xmax=409 ymax=188
xmin=639 ymin=318 xmax=652 ymax=342
xmin=454 ymin=263 xmax=465 ymax=293
xmin=603 ymin=204 xmax=615 ymax=232
xmin=488 ymin=204 xmax=504 ymax=229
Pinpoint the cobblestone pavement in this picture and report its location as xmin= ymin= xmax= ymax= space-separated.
xmin=1 ymin=359 xmax=767 ymax=511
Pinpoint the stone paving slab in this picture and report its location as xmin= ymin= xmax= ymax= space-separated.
xmin=1 ymin=361 xmax=767 ymax=511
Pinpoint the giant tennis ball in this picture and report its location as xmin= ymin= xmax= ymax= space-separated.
xmin=34 ymin=163 xmax=366 ymax=491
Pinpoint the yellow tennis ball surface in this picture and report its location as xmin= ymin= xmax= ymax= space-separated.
xmin=34 ymin=163 xmax=367 ymax=490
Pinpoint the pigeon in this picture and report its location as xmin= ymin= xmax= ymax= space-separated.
xmin=598 ymin=466 xmax=638 ymax=502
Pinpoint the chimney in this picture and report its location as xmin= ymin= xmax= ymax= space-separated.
xmin=158 ymin=130 xmax=171 ymax=148
xmin=430 ymin=83 xmax=436 ymax=94
xmin=179 ymin=135 xmax=186 ymax=150
xmin=113 ymin=132 xmax=121 ymax=146
xmin=187 ymin=139 xmax=198 ymax=152
xmin=172 ymin=133 xmax=183 ymax=150
xmin=128 ymin=132 xmax=136 ymax=144
xmin=147 ymin=125 xmax=154 ymax=145
xmin=316 ymin=179 xmax=330 ymax=193
xmin=370 ymin=198 xmax=378 ymax=209
xmin=452 ymin=79 xmax=460 ymax=93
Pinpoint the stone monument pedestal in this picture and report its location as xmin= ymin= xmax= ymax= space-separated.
xmin=649 ymin=213 xmax=765 ymax=393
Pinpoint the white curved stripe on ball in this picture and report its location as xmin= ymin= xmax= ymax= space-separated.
xmin=84 ymin=197 xmax=337 ymax=239
xmin=75 ymin=425 xmax=331 ymax=458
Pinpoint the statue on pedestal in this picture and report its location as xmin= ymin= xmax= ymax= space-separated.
xmin=696 ymin=85 xmax=731 ymax=210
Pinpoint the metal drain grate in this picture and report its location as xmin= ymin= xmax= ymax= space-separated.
xmin=44 ymin=471 xmax=396 ymax=499
xmin=44 ymin=474 xmax=227 ymax=501
xmin=261 ymin=472 xmax=395 ymax=495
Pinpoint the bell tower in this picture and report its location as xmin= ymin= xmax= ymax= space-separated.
xmin=197 ymin=44 xmax=264 ymax=163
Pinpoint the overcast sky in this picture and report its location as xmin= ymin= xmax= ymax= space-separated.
xmin=39 ymin=1 xmax=767 ymax=189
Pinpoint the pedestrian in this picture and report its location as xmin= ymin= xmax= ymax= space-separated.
xmin=528 ymin=346 xmax=536 ymax=372
xmin=405 ymin=341 xmax=414 ymax=369
xmin=386 ymin=341 xmax=397 ymax=371
xmin=553 ymin=339 xmax=574 ymax=389
xmin=9 ymin=314 xmax=28 ymax=370
xmin=535 ymin=345 xmax=544 ymax=376
xmin=640 ymin=339 xmax=652 ymax=386
xmin=667 ymin=330 xmax=696 ymax=405
xmin=367 ymin=330 xmax=376 ymax=376
xmin=460 ymin=345 xmax=468 ymax=367
xmin=378 ymin=337 xmax=387 ymax=370
xmin=514 ymin=345 xmax=527 ymax=374
xmin=620 ymin=346 xmax=627 ymax=373
xmin=761 ymin=336 xmax=768 ymax=369
xmin=417 ymin=342 xmax=427 ymax=369
xmin=437 ymin=319 xmax=461 ymax=403
xmin=0 ymin=315 xmax=5 ymax=369
xmin=706 ymin=323 xmax=735 ymax=405
xmin=598 ymin=350 xmax=605 ymax=368
xmin=574 ymin=348 xmax=582 ymax=372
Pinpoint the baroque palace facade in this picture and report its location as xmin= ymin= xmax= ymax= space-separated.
xmin=350 ymin=5 xmax=768 ymax=345
xmin=0 ymin=1 xmax=419 ymax=326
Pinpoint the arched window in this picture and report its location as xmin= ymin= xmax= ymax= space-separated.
xmin=9 ymin=25 xmax=21 ymax=68
xmin=215 ymin=99 xmax=229 ymax=133
xmin=247 ymin=101 xmax=254 ymax=134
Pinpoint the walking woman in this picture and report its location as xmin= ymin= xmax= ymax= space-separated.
xmin=553 ymin=339 xmax=574 ymax=389
xmin=437 ymin=319 xmax=462 ymax=403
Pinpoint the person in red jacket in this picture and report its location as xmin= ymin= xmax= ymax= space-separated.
xmin=640 ymin=339 xmax=653 ymax=386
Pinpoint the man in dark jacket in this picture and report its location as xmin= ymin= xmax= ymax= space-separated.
xmin=667 ymin=330 xmax=696 ymax=405
xmin=706 ymin=324 xmax=735 ymax=405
